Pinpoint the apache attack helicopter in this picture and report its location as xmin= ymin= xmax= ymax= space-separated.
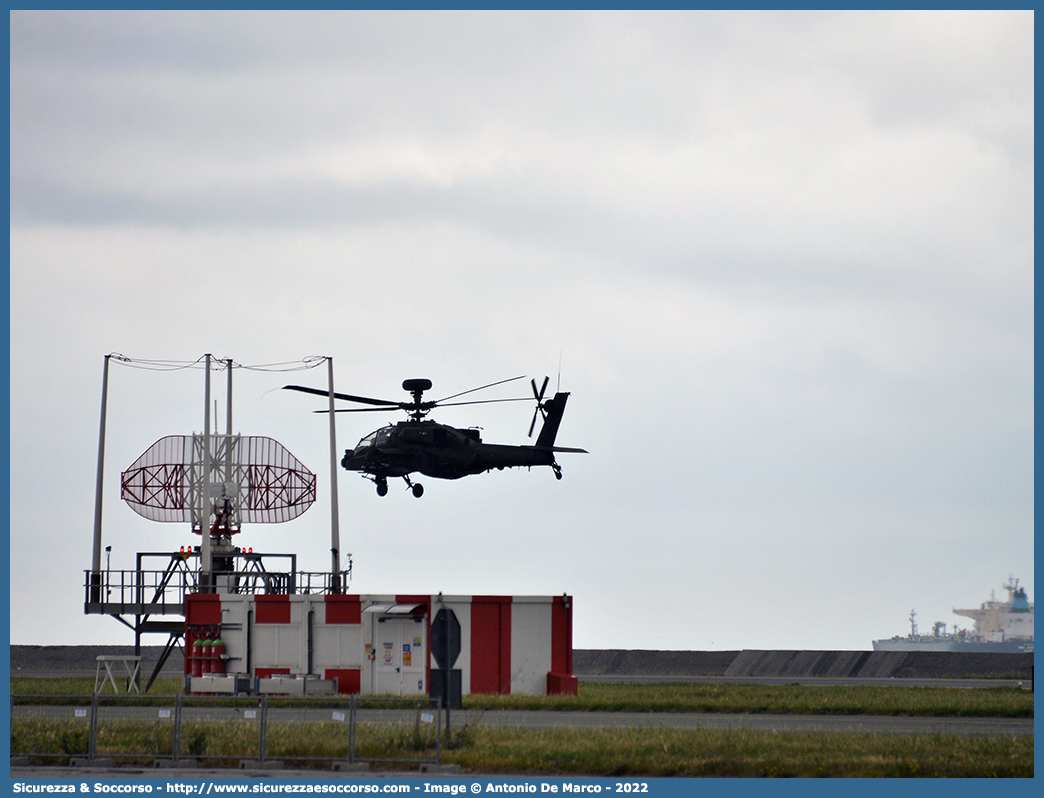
xmin=283 ymin=376 xmax=587 ymax=497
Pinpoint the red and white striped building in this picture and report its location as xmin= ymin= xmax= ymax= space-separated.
xmin=185 ymin=592 xmax=576 ymax=696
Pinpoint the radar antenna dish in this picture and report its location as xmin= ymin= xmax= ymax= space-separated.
xmin=121 ymin=434 xmax=316 ymax=529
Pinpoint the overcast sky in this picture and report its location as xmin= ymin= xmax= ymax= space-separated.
xmin=9 ymin=10 xmax=1033 ymax=652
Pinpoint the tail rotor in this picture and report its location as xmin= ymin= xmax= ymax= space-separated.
xmin=528 ymin=376 xmax=550 ymax=437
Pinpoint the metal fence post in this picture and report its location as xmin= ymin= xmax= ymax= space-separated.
xmin=348 ymin=694 xmax=356 ymax=765
xmin=259 ymin=694 xmax=268 ymax=765
xmin=87 ymin=692 xmax=99 ymax=761
xmin=435 ymin=698 xmax=442 ymax=764
xmin=173 ymin=692 xmax=182 ymax=762
xmin=442 ymin=685 xmax=450 ymax=748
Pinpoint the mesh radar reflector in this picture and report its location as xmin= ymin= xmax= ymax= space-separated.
xmin=120 ymin=434 xmax=316 ymax=528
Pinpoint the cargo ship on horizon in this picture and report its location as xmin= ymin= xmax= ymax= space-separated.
xmin=872 ymin=577 xmax=1033 ymax=653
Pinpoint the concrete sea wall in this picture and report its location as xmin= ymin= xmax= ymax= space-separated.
xmin=11 ymin=645 xmax=1035 ymax=680
xmin=574 ymin=648 xmax=1033 ymax=679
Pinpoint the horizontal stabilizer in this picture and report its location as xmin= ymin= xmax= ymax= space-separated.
xmin=524 ymin=445 xmax=589 ymax=454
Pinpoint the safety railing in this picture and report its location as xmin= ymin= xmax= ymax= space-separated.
xmin=11 ymin=692 xmax=447 ymax=770
xmin=84 ymin=568 xmax=353 ymax=613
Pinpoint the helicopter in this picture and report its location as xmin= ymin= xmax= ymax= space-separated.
xmin=283 ymin=376 xmax=587 ymax=497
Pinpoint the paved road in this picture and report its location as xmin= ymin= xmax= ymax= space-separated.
xmin=463 ymin=709 xmax=1032 ymax=736
xmin=579 ymin=674 xmax=1031 ymax=689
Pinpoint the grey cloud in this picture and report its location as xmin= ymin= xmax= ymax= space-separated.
xmin=9 ymin=10 xmax=1033 ymax=650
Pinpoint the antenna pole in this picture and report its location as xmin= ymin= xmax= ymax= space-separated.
xmin=200 ymin=354 xmax=213 ymax=592
xmin=89 ymin=354 xmax=111 ymax=604
xmin=327 ymin=357 xmax=342 ymax=593
xmin=225 ymin=359 xmax=234 ymax=528
xmin=226 ymin=359 xmax=233 ymax=437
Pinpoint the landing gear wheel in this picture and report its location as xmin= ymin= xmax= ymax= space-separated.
xmin=552 ymin=463 xmax=563 ymax=480
xmin=376 ymin=480 xmax=389 ymax=497
xmin=411 ymin=483 xmax=424 ymax=498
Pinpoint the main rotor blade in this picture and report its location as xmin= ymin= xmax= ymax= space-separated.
xmin=437 ymin=397 xmax=531 ymax=408
xmin=283 ymin=385 xmax=401 ymax=407
xmin=314 ymin=399 xmax=525 ymax=414
xmin=312 ymin=406 xmax=402 ymax=414
xmin=434 ymin=375 xmax=526 ymax=404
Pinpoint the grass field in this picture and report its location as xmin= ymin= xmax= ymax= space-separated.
xmin=10 ymin=676 xmax=1035 ymax=717
xmin=10 ymin=677 xmax=1034 ymax=777
xmin=464 ymin=680 xmax=1034 ymax=717
xmin=9 ymin=717 xmax=1033 ymax=777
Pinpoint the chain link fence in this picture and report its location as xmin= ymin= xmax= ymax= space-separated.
xmin=11 ymin=692 xmax=449 ymax=771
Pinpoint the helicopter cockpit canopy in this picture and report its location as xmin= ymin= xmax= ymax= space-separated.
xmin=353 ymin=428 xmax=393 ymax=455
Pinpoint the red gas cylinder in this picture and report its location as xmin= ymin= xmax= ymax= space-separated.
xmin=200 ymin=636 xmax=214 ymax=674
xmin=191 ymin=637 xmax=205 ymax=678
xmin=211 ymin=636 xmax=226 ymax=675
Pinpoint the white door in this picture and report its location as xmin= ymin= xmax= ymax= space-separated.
xmin=375 ymin=618 xmax=402 ymax=694
xmin=374 ymin=617 xmax=427 ymax=695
